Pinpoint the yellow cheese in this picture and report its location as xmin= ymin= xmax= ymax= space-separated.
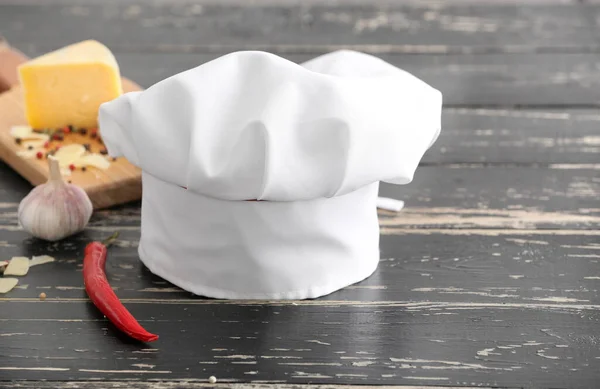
xmin=18 ymin=40 xmax=122 ymax=129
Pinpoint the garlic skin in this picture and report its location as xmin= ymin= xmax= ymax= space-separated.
xmin=18 ymin=156 xmax=93 ymax=241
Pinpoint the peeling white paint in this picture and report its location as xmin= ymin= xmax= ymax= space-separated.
xmin=137 ymin=287 xmax=182 ymax=292
xmin=306 ymin=340 xmax=331 ymax=346
xmin=291 ymin=372 xmax=332 ymax=379
xmin=132 ymin=364 xmax=155 ymax=369
xmin=562 ymin=245 xmax=600 ymax=250
xmin=536 ymin=350 xmax=560 ymax=360
xmin=390 ymin=358 xmax=512 ymax=371
xmin=280 ymin=362 xmax=342 ymax=367
xmin=352 ymin=361 xmax=376 ymax=367
xmin=0 ymin=367 xmax=70 ymax=371
xmin=530 ymin=297 xmax=589 ymax=303
xmin=214 ymin=355 xmax=255 ymax=360
xmin=382 ymin=228 xmax=600 ymax=236
xmin=506 ymin=238 xmax=549 ymax=245
xmin=78 ymin=369 xmax=171 ymax=374
xmin=335 ymin=374 xmax=368 ymax=378
xmin=476 ymin=348 xmax=500 ymax=356
xmin=260 ymin=356 xmax=302 ymax=360
xmin=346 ymin=285 xmax=387 ymax=290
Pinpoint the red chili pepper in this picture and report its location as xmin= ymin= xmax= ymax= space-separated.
xmin=83 ymin=232 xmax=158 ymax=342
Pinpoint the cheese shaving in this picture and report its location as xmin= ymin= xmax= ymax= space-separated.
xmin=10 ymin=125 xmax=49 ymax=141
xmin=11 ymin=125 xmax=113 ymax=171
xmin=30 ymin=255 xmax=56 ymax=267
xmin=0 ymin=278 xmax=18 ymax=294
xmin=74 ymin=154 xmax=110 ymax=170
xmin=4 ymin=256 xmax=30 ymax=276
xmin=16 ymin=149 xmax=43 ymax=159
xmin=54 ymin=144 xmax=87 ymax=166
xmin=22 ymin=139 xmax=47 ymax=149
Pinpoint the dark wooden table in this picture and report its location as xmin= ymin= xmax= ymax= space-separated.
xmin=1 ymin=1 xmax=599 ymax=388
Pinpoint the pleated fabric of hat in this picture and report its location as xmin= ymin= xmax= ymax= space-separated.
xmin=98 ymin=50 xmax=443 ymax=300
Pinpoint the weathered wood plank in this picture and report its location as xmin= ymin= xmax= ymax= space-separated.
xmin=0 ymin=299 xmax=599 ymax=388
xmin=1 ymin=106 xmax=599 ymax=167
xmin=0 ymin=2 xmax=597 ymax=53
xmin=1 ymin=165 xmax=598 ymax=228
xmin=429 ymin=109 xmax=600 ymax=164
xmin=8 ymin=50 xmax=600 ymax=107
xmin=0 ymin=228 xmax=598 ymax=303
xmin=0 ymin=383 xmax=490 ymax=389
xmin=111 ymin=52 xmax=600 ymax=107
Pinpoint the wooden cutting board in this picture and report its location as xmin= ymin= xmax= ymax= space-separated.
xmin=0 ymin=79 xmax=143 ymax=209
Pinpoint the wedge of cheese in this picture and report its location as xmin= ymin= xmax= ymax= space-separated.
xmin=18 ymin=40 xmax=123 ymax=129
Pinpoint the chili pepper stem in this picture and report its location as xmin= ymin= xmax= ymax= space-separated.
xmin=101 ymin=231 xmax=119 ymax=247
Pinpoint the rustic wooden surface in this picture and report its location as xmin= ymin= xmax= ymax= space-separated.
xmin=0 ymin=0 xmax=599 ymax=388
xmin=0 ymin=80 xmax=143 ymax=209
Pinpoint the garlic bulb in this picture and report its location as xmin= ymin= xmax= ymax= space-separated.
xmin=18 ymin=156 xmax=93 ymax=241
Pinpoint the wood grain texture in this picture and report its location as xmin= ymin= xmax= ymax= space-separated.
xmin=0 ymin=164 xmax=598 ymax=229
xmin=0 ymin=229 xmax=599 ymax=303
xmin=0 ymin=384 xmax=493 ymax=389
xmin=0 ymin=80 xmax=142 ymax=209
xmin=110 ymin=52 xmax=600 ymax=107
xmin=427 ymin=109 xmax=600 ymax=164
xmin=0 ymin=2 xmax=597 ymax=52
xmin=1 ymin=294 xmax=599 ymax=387
xmin=8 ymin=38 xmax=600 ymax=108
xmin=0 ymin=0 xmax=599 ymax=388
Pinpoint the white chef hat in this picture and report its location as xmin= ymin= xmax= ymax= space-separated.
xmin=99 ymin=50 xmax=442 ymax=300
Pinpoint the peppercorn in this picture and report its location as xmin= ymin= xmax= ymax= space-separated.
xmin=83 ymin=143 xmax=91 ymax=151
xmin=79 ymin=128 xmax=87 ymax=135
xmin=112 ymin=157 xmax=117 ymax=161
xmin=82 ymin=166 xmax=87 ymax=172
xmin=27 ymin=145 xmax=33 ymax=150
xmin=36 ymin=151 xmax=43 ymax=159
xmin=52 ymin=133 xmax=64 ymax=141
xmin=100 ymin=149 xmax=108 ymax=155
xmin=15 ymin=137 xmax=22 ymax=145
xmin=68 ymin=125 xmax=74 ymax=132
xmin=68 ymin=180 xmax=72 ymax=184
xmin=43 ymin=141 xmax=49 ymax=148
xmin=63 ymin=126 xmax=71 ymax=134
xmin=39 ymin=292 xmax=47 ymax=301
xmin=68 ymin=164 xmax=76 ymax=171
